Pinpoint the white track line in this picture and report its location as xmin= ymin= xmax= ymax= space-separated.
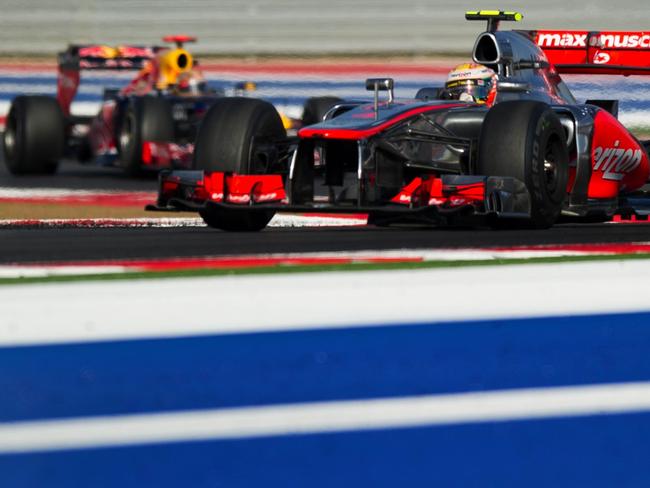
xmin=1 ymin=381 xmax=649 ymax=454
xmin=270 ymin=214 xmax=366 ymax=227
xmin=3 ymin=260 xmax=650 ymax=347
xmin=0 ymin=218 xmax=206 ymax=228
xmin=0 ymin=265 xmax=129 ymax=278
xmin=0 ymin=188 xmax=153 ymax=198
xmin=0 ymin=215 xmax=366 ymax=228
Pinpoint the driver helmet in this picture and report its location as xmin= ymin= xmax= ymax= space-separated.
xmin=445 ymin=63 xmax=496 ymax=105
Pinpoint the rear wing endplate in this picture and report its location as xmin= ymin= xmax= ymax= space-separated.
xmin=522 ymin=30 xmax=650 ymax=75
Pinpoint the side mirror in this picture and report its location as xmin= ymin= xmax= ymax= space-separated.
xmin=365 ymin=78 xmax=395 ymax=120
xmin=498 ymin=79 xmax=530 ymax=92
xmin=514 ymin=60 xmax=550 ymax=70
xmin=365 ymin=78 xmax=394 ymax=92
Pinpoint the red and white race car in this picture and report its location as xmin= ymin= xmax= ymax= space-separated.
xmin=148 ymin=11 xmax=650 ymax=229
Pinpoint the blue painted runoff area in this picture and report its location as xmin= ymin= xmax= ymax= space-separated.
xmin=3 ymin=311 xmax=650 ymax=423
xmin=3 ymin=310 xmax=650 ymax=486
xmin=2 ymin=412 xmax=650 ymax=487
xmin=3 ymin=311 xmax=650 ymax=422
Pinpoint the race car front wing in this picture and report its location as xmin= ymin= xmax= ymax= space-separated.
xmin=146 ymin=169 xmax=532 ymax=225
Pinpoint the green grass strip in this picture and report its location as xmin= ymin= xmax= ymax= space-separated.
xmin=2 ymin=252 xmax=650 ymax=286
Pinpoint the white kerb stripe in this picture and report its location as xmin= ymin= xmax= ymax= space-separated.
xmin=4 ymin=260 xmax=650 ymax=347
xmin=1 ymin=381 xmax=650 ymax=454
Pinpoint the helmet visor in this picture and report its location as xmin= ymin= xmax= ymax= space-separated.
xmin=445 ymin=78 xmax=492 ymax=103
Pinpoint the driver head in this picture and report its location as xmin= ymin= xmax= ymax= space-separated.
xmin=445 ymin=63 xmax=496 ymax=105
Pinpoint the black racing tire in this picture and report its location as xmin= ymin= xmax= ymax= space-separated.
xmin=3 ymin=95 xmax=64 ymax=175
xmin=478 ymin=100 xmax=569 ymax=229
xmin=301 ymin=96 xmax=343 ymax=126
xmin=76 ymin=136 xmax=93 ymax=163
xmin=117 ymin=96 xmax=174 ymax=175
xmin=199 ymin=204 xmax=276 ymax=232
xmin=193 ymin=97 xmax=286 ymax=231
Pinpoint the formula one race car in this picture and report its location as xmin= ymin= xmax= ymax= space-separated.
xmin=148 ymin=11 xmax=650 ymax=229
xmin=3 ymin=37 xmax=337 ymax=176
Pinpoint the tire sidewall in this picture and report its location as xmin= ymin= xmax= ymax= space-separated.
xmin=3 ymin=95 xmax=64 ymax=175
xmin=118 ymin=96 xmax=174 ymax=174
xmin=193 ymin=98 xmax=285 ymax=231
xmin=526 ymin=108 xmax=568 ymax=226
xmin=118 ymin=106 xmax=139 ymax=171
xmin=3 ymin=98 xmax=24 ymax=174
xmin=242 ymin=102 xmax=286 ymax=175
xmin=194 ymin=97 xmax=285 ymax=174
xmin=478 ymin=101 xmax=568 ymax=228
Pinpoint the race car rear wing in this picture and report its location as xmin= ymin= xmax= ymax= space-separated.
xmin=522 ymin=30 xmax=650 ymax=75
xmin=56 ymin=44 xmax=163 ymax=117
xmin=57 ymin=44 xmax=162 ymax=71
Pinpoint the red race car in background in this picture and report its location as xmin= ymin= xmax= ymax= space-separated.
xmin=148 ymin=10 xmax=650 ymax=230
xmin=3 ymin=36 xmax=337 ymax=176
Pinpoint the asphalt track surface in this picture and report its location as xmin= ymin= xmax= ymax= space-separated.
xmin=3 ymin=222 xmax=650 ymax=264
xmin=4 ymin=156 xmax=650 ymax=264
xmin=0 ymin=157 xmax=158 ymax=192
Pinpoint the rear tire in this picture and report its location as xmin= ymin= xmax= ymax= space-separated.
xmin=117 ymin=97 xmax=174 ymax=175
xmin=478 ymin=101 xmax=569 ymax=229
xmin=301 ymin=96 xmax=343 ymax=126
xmin=194 ymin=97 xmax=286 ymax=231
xmin=3 ymin=95 xmax=64 ymax=175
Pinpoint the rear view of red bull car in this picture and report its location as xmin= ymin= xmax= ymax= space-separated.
xmin=149 ymin=11 xmax=650 ymax=229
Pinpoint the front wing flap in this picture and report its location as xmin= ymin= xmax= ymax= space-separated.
xmin=146 ymin=170 xmax=532 ymax=225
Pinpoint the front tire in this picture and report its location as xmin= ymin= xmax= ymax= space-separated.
xmin=194 ymin=97 xmax=286 ymax=231
xmin=3 ymin=95 xmax=64 ymax=175
xmin=117 ymin=97 xmax=174 ymax=175
xmin=478 ymin=101 xmax=569 ymax=229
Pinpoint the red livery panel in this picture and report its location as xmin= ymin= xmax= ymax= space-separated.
xmin=197 ymin=173 xmax=286 ymax=205
xmin=390 ymin=177 xmax=485 ymax=208
xmin=532 ymin=30 xmax=650 ymax=74
xmin=588 ymin=110 xmax=650 ymax=198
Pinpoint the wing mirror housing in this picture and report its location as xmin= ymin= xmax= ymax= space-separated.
xmin=498 ymin=79 xmax=531 ymax=92
xmin=365 ymin=78 xmax=395 ymax=120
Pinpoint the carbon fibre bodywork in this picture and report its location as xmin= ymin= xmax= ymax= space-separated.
xmin=148 ymin=13 xmax=650 ymax=228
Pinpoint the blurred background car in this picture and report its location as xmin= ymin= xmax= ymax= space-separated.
xmin=2 ymin=35 xmax=342 ymax=177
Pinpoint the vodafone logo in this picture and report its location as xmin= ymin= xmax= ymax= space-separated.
xmin=592 ymin=51 xmax=611 ymax=64
xmin=593 ymin=141 xmax=643 ymax=181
